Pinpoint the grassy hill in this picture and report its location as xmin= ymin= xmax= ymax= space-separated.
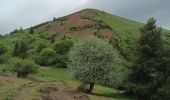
xmin=0 ymin=8 xmax=169 ymax=100
xmin=1 ymin=8 xmax=169 ymax=61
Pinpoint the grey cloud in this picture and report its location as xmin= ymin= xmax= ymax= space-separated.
xmin=0 ymin=0 xmax=169 ymax=34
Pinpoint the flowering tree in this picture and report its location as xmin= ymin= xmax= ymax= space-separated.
xmin=68 ymin=36 xmax=119 ymax=93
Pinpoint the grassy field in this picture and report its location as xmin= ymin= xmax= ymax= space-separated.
xmin=33 ymin=67 xmax=133 ymax=100
xmin=0 ymin=67 xmax=133 ymax=100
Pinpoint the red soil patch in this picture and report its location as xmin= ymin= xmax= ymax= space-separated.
xmin=39 ymin=10 xmax=116 ymax=39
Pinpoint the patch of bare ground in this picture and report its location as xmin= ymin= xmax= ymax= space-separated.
xmin=14 ymin=81 xmax=39 ymax=100
xmin=40 ymin=10 xmax=116 ymax=39
xmin=0 ymin=76 xmax=16 ymax=87
xmin=39 ymin=83 xmax=90 ymax=100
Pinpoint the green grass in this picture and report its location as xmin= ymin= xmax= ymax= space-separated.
xmin=83 ymin=9 xmax=170 ymax=61
xmin=32 ymin=67 xmax=72 ymax=81
xmin=0 ymin=76 xmax=31 ymax=100
xmin=0 ymin=67 xmax=133 ymax=100
xmin=32 ymin=67 xmax=134 ymax=100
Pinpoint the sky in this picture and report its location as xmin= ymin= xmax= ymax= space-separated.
xmin=0 ymin=0 xmax=169 ymax=34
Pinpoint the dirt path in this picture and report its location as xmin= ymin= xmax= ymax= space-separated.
xmin=40 ymin=83 xmax=89 ymax=100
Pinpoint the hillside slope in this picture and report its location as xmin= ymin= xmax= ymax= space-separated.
xmin=1 ymin=8 xmax=170 ymax=61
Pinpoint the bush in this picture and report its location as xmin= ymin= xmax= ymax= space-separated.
xmin=36 ymin=40 xmax=49 ymax=52
xmin=9 ymin=57 xmax=39 ymax=77
xmin=53 ymin=38 xmax=73 ymax=54
xmin=55 ymin=54 xmax=68 ymax=68
xmin=0 ymin=64 xmax=12 ymax=74
xmin=53 ymin=38 xmax=73 ymax=68
xmin=37 ymin=48 xmax=56 ymax=66
xmin=0 ymin=54 xmax=10 ymax=64
xmin=69 ymin=26 xmax=80 ymax=31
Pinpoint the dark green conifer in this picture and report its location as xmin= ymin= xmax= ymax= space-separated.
xmin=128 ymin=18 xmax=162 ymax=99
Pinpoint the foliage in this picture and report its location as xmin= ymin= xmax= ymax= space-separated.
xmin=12 ymin=40 xmax=29 ymax=58
xmin=56 ymin=16 xmax=68 ymax=21
xmin=68 ymin=36 xmax=122 ymax=93
xmin=10 ymin=29 xmax=19 ymax=35
xmin=37 ymin=48 xmax=56 ymax=66
xmin=35 ymin=40 xmax=49 ymax=52
xmin=53 ymin=38 xmax=73 ymax=54
xmin=0 ymin=64 xmax=11 ymax=74
xmin=53 ymin=38 xmax=73 ymax=67
xmin=0 ymin=54 xmax=10 ymax=64
xmin=93 ymin=22 xmax=111 ymax=29
xmin=150 ymin=46 xmax=170 ymax=100
xmin=69 ymin=26 xmax=81 ymax=31
xmin=0 ymin=42 xmax=7 ymax=55
xmin=8 ymin=57 xmax=39 ymax=77
xmin=93 ymin=30 xmax=104 ymax=39
xmin=151 ymin=76 xmax=170 ymax=100
xmin=127 ymin=18 xmax=163 ymax=99
xmin=29 ymin=27 xmax=34 ymax=34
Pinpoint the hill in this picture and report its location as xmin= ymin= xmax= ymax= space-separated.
xmin=0 ymin=8 xmax=170 ymax=100
xmin=1 ymin=8 xmax=169 ymax=61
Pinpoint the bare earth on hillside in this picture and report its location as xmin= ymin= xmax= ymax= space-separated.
xmin=0 ymin=76 xmax=89 ymax=100
xmin=38 ymin=9 xmax=116 ymax=39
xmin=40 ymin=83 xmax=90 ymax=100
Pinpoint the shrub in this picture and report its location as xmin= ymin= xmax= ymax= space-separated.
xmin=0 ymin=54 xmax=10 ymax=64
xmin=53 ymin=38 xmax=73 ymax=54
xmin=37 ymin=48 xmax=56 ymax=66
xmin=69 ymin=26 xmax=80 ymax=31
xmin=68 ymin=36 xmax=121 ymax=93
xmin=36 ymin=40 xmax=49 ymax=52
xmin=9 ymin=57 xmax=39 ymax=77
xmin=93 ymin=30 xmax=104 ymax=39
xmin=53 ymin=38 xmax=73 ymax=68
xmin=0 ymin=64 xmax=12 ymax=74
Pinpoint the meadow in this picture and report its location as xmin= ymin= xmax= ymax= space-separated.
xmin=0 ymin=67 xmax=133 ymax=100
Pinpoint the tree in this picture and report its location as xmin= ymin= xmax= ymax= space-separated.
xmin=12 ymin=42 xmax=20 ymax=57
xmin=53 ymin=17 xmax=56 ymax=21
xmin=0 ymin=42 xmax=7 ymax=55
xmin=12 ymin=40 xmax=28 ymax=58
xmin=0 ymin=34 xmax=2 ymax=38
xmin=151 ymin=46 xmax=170 ymax=100
xmin=10 ymin=29 xmax=18 ymax=34
xmin=68 ymin=36 xmax=116 ymax=93
xmin=127 ymin=18 xmax=162 ymax=99
xmin=30 ymin=27 xmax=34 ymax=34
xmin=20 ymin=26 xmax=23 ymax=31
xmin=152 ymin=76 xmax=170 ymax=100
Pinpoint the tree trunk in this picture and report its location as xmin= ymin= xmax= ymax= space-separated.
xmin=87 ymin=83 xmax=94 ymax=94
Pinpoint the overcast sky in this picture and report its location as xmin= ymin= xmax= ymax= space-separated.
xmin=0 ymin=0 xmax=169 ymax=34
